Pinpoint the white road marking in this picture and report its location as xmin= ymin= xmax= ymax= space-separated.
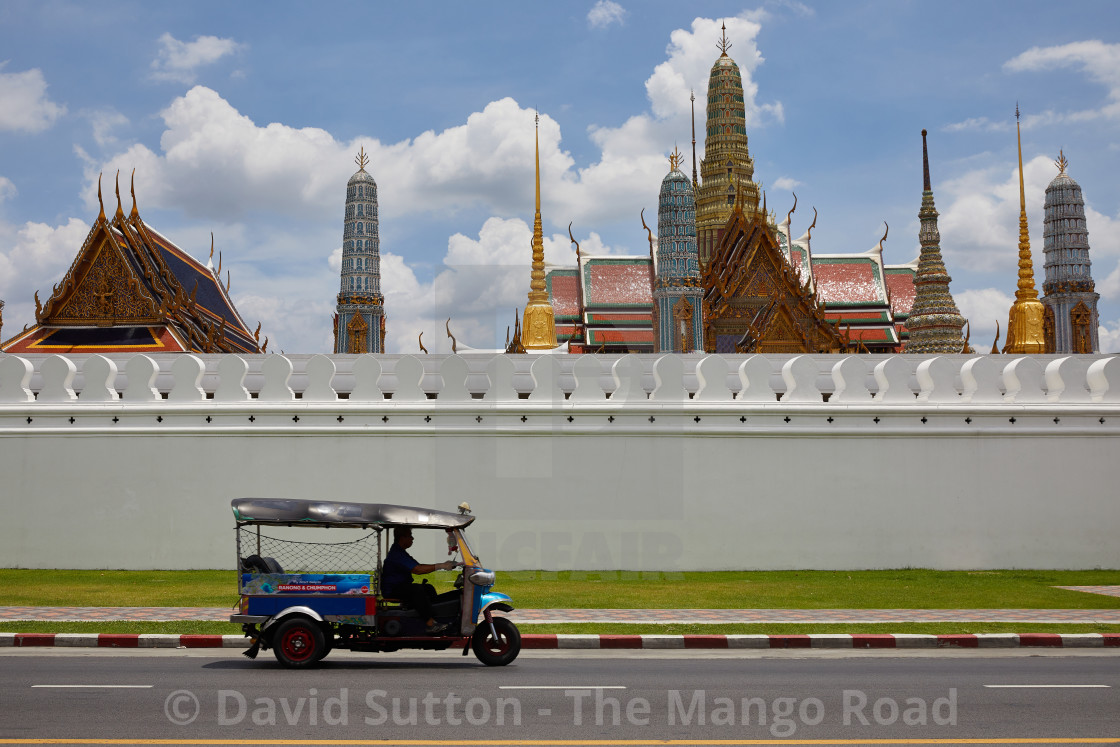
xmin=985 ymin=685 xmax=1106 ymax=689
xmin=32 ymin=685 xmax=153 ymax=688
xmin=498 ymin=685 xmax=627 ymax=690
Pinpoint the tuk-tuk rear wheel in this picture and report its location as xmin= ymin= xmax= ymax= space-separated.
xmin=471 ymin=617 xmax=520 ymax=667
xmin=272 ymin=618 xmax=326 ymax=668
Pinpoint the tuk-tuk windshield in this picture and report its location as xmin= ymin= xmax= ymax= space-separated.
xmin=453 ymin=528 xmax=480 ymax=567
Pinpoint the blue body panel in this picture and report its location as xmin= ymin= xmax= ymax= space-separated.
xmin=477 ymin=591 xmax=511 ymax=618
xmin=247 ymin=595 xmax=368 ymax=617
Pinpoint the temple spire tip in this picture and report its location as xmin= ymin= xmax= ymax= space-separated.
xmin=921 ymin=129 xmax=931 ymax=192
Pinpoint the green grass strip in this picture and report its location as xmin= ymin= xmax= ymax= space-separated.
xmin=2 ymin=568 xmax=1118 ymax=609
xmin=1 ymin=621 xmax=1119 ymax=636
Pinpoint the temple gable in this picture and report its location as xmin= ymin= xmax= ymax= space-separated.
xmin=46 ymin=226 xmax=160 ymax=326
xmin=702 ymin=209 xmax=847 ymax=354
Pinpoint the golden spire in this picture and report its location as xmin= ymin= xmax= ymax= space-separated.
xmin=355 ymin=146 xmax=369 ymax=172
xmin=521 ymin=112 xmax=557 ymax=350
xmin=1003 ymin=104 xmax=1048 ymax=354
xmin=1055 ymin=149 xmax=1068 ymax=175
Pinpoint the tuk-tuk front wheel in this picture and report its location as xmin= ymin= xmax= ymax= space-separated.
xmin=471 ymin=617 xmax=520 ymax=667
xmin=272 ymin=617 xmax=326 ymax=668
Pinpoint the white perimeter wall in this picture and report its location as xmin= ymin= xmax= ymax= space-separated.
xmin=1 ymin=351 xmax=1118 ymax=570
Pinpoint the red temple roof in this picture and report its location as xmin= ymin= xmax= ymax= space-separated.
xmin=812 ymin=258 xmax=887 ymax=305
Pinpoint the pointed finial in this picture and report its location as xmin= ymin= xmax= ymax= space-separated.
xmin=534 ymin=112 xmax=541 ymax=215
xmin=786 ymin=192 xmax=797 ymax=228
xmin=569 ymin=221 xmax=581 ymax=262
xmin=921 ymin=129 xmax=932 ymax=192
xmin=96 ymin=173 xmax=106 ymax=223
xmin=668 ymin=146 xmax=683 ymax=171
xmin=113 ymin=170 xmax=124 ymax=221
xmin=446 ymin=318 xmax=457 ymax=354
xmin=1016 ymin=106 xmax=1026 ymax=213
xmin=355 ymin=146 xmax=369 ymax=172
xmin=717 ymin=20 xmax=731 ymax=55
xmin=209 ymin=233 xmax=215 ymax=262
xmin=129 ymin=169 xmax=139 ymax=219
xmin=690 ymin=88 xmax=699 ymax=186
xmin=1055 ymin=149 xmax=1068 ymax=174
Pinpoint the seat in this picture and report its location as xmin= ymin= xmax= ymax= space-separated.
xmin=241 ymin=555 xmax=284 ymax=574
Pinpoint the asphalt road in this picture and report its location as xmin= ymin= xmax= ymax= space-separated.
xmin=0 ymin=648 xmax=1118 ymax=745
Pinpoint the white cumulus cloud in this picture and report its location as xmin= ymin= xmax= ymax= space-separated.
xmin=0 ymin=63 xmax=66 ymax=133
xmin=381 ymin=217 xmax=616 ymax=354
xmin=73 ymin=14 xmax=779 ymax=352
xmin=1098 ymin=319 xmax=1120 ymax=354
xmin=588 ymin=1 xmax=626 ymax=29
xmin=955 ymin=288 xmax=1015 ymax=351
xmin=0 ymin=217 xmax=91 ymax=337
xmin=947 ymin=40 xmax=1120 ymax=132
xmin=150 ymin=33 xmax=242 ymax=84
xmin=937 ymin=155 xmax=1059 ymax=273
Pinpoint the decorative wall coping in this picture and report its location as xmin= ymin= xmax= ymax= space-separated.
xmin=1 ymin=353 xmax=1118 ymax=436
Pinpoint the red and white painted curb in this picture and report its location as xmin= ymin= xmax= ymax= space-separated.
xmin=1 ymin=632 xmax=1118 ymax=650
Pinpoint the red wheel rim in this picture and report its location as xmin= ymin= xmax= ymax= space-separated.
xmin=485 ymin=632 xmax=510 ymax=655
xmin=281 ymin=628 xmax=314 ymax=661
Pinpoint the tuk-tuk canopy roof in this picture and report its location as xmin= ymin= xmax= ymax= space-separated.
xmin=231 ymin=498 xmax=476 ymax=529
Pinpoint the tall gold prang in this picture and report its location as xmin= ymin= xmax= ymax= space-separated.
xmin=1004 ymin=104 xmax=1048 ymax=354
xmin=521 ymin=112 xmax=557 ymax=350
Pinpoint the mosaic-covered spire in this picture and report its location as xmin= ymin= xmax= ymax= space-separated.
xmin=1004 ymin=107 xmax=1048 ymax=354
xmin=695 ymin=22 xmax=762 ymax=267
xmin=653 ymin=148 xmax=704 ymax=353
xmin=1041 ymin=151 xmax=1099 ymax=353
xmin=334 ymin=146 xmax=385 ymax=353
xmin=521 ymin=113 xmax=557 ymax=350
xmin=904 ymin=129 xmax=966 ymax=354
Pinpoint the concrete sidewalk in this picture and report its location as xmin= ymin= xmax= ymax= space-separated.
xmin=3 ymin=606 xmax=1120 ymax=623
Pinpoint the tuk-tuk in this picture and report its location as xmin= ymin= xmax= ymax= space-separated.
xmin=229 ymin=498 xmax=521 ymax=668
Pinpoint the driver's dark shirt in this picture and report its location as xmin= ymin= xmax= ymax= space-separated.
xmin=381 ymin=543 xmax=419 ymax=597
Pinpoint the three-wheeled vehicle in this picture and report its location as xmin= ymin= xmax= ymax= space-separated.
xmin=229 ymin=498 xmax=520 ymax=668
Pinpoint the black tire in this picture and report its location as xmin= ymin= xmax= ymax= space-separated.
xmin=472 ymin=617 xmax=521 ymax=666
xmin=272 ymin=618 xmax=325 ymax=668
xmin=317 ymin=624 xmax=334 ymax=662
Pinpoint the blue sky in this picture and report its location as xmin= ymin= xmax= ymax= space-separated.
xmin=1 ymin=0 xmax=1118 ymax=352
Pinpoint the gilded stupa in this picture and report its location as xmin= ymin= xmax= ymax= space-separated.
xmin=695 ymin=22 xmax=762 ymax=267
xmin=904 ymin=130 xmax=967 ymax=353
xmin=1003 ymin=106 xmax=1048 ymax=354
xmin=521 ymin=113 xmax=557 ymax=350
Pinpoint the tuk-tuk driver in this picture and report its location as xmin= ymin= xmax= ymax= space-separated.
xmin=382 ymin=527 xmax=456 ymax=633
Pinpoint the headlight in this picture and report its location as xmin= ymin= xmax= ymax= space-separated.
xmin=469 ymin=570 xmax=496 ymax=587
